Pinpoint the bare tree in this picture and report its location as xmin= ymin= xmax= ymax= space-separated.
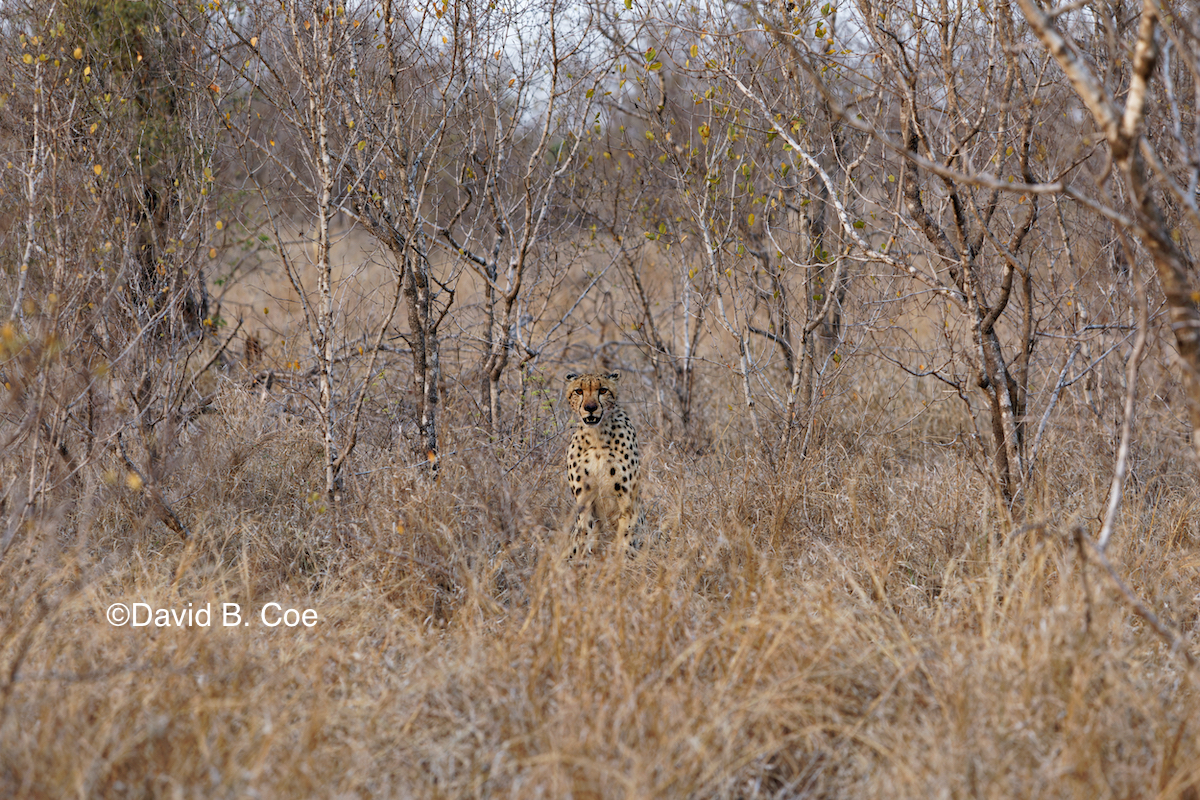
xmin=676 ymin=0 xmax=1124 ymax=502
xmin=341 ymin=0 xmax=466 ymax=468
xmin=0 ymin=0 xmax=235 ymax=545
xmin=211 ymin=0 xmax=468 ymax=492
xmin=1017 ymin=0 xmax=1200 ymax=466
xmin=435 ymin=0 xmax=608 ymax=433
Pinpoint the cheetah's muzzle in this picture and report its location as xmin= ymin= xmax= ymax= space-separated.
xmin=582 ymin=402 xmax=604 ymax=426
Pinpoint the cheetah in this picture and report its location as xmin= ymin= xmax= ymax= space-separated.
xmin=564 ymin=370 xmax=643 ymax=557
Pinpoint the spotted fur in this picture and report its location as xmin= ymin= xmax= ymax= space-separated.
xmin=564 ymin=370 xmax=643 ymax=557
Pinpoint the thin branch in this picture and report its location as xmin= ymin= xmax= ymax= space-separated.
xmin=1082 ymin=530 xmax=1197 ymax=671
xmin=117 ymin=432 xmax=190 ymax=540
xmin=1096 ymin=259 xmax=1150 ymax=553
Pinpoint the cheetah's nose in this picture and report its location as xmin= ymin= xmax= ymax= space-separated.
xmin=584 ymin=402 xmax=598 ymax=413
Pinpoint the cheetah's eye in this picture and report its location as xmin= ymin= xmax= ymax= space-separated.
xmin=574 ymin=389 xmax=583 ymax=396
xmin=598 ymin=387 xmax=608 ymax=395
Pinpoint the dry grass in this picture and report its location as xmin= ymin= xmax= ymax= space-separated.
xmin=3 ymin=0 xmax=1198 ymax=793
xmin=3 ymin=338 xmax=1200 ymax=800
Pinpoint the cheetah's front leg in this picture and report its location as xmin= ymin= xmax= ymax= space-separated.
xmin=614 ymin=489 xmax=640 ymax=552
xmin=569 ymin=497 xmax=599 ymax=558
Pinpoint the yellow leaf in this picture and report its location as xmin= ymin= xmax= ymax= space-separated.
xmin=250 ymin=36 xmax=258 ymax=47
xmin=747 ymin=213 xmax=755 ymax=226
xmin=73 ymin=47 xmax=83 ymax=59
xmin=215 ymin=220 xmax=224 ymax=230
xmin=93 ymin=165 xmax=102 ymax=175
xmin=23 ymin=54 xmax=32 ymax=65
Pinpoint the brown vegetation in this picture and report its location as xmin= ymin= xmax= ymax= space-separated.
xmin=2 ymin=363 xmax=1199 ymax=797
xmin=3 ymin=0 xmax=1200 ymax=796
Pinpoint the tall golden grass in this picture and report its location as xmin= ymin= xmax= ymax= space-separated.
xmin=2 ymin=329 xmax=1198 ymax=798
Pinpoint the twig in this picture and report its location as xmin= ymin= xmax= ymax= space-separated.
xmin=174 ymin=317 xmax=243 ymax=417
xmin=1097 ymin=255 xmax=1149 ymax=553
xmin=117 ymin=432 xmax=190 ymax=540
xmin=1068 ymin=258 xmax=1195 ymax=669
xmin=1080 ymin=529 xmax=1197 ymax=671
xmin=1023 ymin=342 xmax=1081 ymax=485
xmin=1072 ymin=523 xmax=1093 ymax=633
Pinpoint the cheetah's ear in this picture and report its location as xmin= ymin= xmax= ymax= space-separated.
xmin=565 ymin=372 xmax=579 ymax=382
xmin=607 ymin=371 xmax=621 ymax=382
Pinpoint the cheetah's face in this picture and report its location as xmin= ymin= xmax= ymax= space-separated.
xmin=565 ymin=371 xmax=620 ymax=427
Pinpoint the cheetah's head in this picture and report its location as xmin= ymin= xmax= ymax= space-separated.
xmin=565 ymin=371 xmax=620 ymax=427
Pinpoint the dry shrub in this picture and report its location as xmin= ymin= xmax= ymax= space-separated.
xmin=2 ymin=367 xmax=1200 ymax=799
